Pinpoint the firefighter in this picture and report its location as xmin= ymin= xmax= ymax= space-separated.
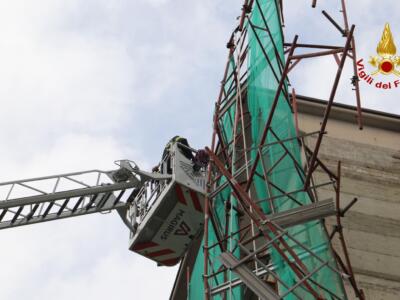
xmin=192 ymin=149 xmax=209 ymax=172
xmin=153 ymin=136 xmax=194 ymax=174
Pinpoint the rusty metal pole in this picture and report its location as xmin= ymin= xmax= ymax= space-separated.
xmin=245 ymin=35 xmax=298 ymax=193
xmin=312 ymin=0 xmax=317 ymax=8
xmin=291 ymin=88 xmax=300 ymax=136
xmin=335 ymin=161 xmax=365 ymax=299
xmin=203 ymin=37 xmax=237 ymax=299
xmin=340 ymin=0 xmax=363 ymax=129
xmin=304 ymin=25 xmax=355 ymax=189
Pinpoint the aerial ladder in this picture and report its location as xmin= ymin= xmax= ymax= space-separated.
xmin=0 ymin=143 xmax=207 ymax=266
xmin=0 ymin=141 xmax=340 ymax=270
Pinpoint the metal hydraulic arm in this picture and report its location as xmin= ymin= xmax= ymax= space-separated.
xmin=0 ymin=160 xmax=170 ymax=231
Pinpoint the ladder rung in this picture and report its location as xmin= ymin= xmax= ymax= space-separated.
xmin=11 ymin=206 xmax=24 ymax=224
xmin=0 ymin=209 xmax=8 ymax=222
xmin=97 ymin=192 xmax=112 ymax=208
xmin=72 ymin=196 xmax=85 ymax=212
xmin=113 ymin=190 xmax=125 ymax=206
xmin=27 ymin=204 xmax=40 ymax=220
xmin=42 ymin=202 xmax=54 ymax=218
xmin=57 ymin=199 xmax=70 ymax=216
xmin=86 ymin=194 xmax=99 ymax=210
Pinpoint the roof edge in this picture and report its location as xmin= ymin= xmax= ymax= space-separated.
xmin=295 ymin=95 xmax=400 ymax=132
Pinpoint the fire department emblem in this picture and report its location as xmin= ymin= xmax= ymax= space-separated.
xmin=369 ymin=23 xmax=400 ymax=76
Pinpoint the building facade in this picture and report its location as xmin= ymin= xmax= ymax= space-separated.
xmin=297 ymin=96 xmax=400 ymax=299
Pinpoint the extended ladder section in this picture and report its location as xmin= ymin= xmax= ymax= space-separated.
xmin=0 ymin=160 xmax=147 ymax=231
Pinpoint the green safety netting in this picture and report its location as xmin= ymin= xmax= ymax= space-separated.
xmin=189 ymin=55 xmax=242 ymax=299
xmin=189 ymin=1 xmax=346 ymax=299
xmin=247 ymin=1 xmax=346 ymax=299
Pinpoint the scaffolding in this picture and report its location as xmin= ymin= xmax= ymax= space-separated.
xmin=188 ymin=0 xmax=365 ymax=299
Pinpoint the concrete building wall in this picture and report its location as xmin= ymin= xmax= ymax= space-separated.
xmin=297 ymin=97 xmax=400 ymax=299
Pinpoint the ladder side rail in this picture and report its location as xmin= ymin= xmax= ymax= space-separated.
xmin=0 ymin=170 xmax=117 ymax=202
xmin=0 ymin=169 xmax=112 ymax=188
xmin=0 ymin=181 xmax=139 ymax=210
xmin=0 ymin=180 xmax=142 ymax=230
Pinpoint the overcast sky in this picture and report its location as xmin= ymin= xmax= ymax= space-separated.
xmin=0 ymin=1 xmax=398 ymax=299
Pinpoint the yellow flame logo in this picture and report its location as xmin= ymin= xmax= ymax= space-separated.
xmin=377 ymin=23 xmax=396 ymax=57
xmin=369 ymin=23 xmax=400 ymax=76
